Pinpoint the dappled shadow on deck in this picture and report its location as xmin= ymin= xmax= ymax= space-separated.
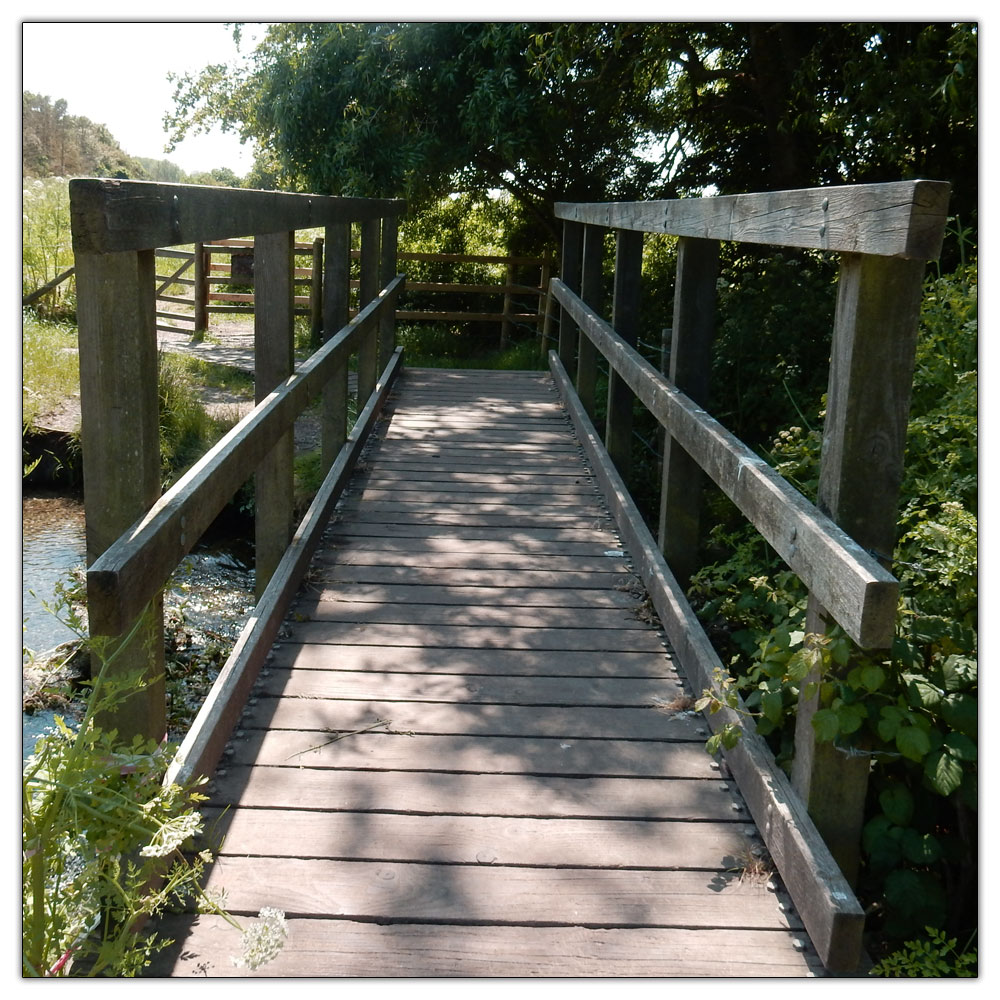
xmin=147 ymin=369 xmax=823 ymax=978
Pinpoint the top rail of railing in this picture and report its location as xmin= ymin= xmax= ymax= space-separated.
xmin=555 ymin=180 xmax=951 ymax=259
xmin=69 ymin=178 xmax=405 ymax=254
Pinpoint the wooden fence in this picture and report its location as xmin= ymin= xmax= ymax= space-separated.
xmin=155 ymin=241 xmax=550 ymax=346
xmin=549 ymin=179 xmax=950 ymax=970
xmin=69 ymin=178 xmax=405 ymax=751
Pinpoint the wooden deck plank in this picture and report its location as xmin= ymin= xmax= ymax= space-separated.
xmin=238 ymin=696 xmax=708 ymax=740
xmin=266 ymin=644 xmax=677 ymax=676
xmin=301 ymin=583 xmax=641 ymax=609
xmin=208 ymin=768 xmax=747 ymax=822
xmin=255 ymin=668 xmax=686 ymax=705
xmin=199 ymin=809 xmax=755 ymax=870
xmin=151 ymin=368 xmax=825 ymax=977
xmin=221 ymin=731 xmax=716 ymax=777
xmin=296 ymin=600 xmax=646 ymax=628
xmin=151 ymin=919 xmax=823 ymax=977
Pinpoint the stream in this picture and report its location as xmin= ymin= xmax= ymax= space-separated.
xmin=22 ymin=490 xmax=256 ymax=758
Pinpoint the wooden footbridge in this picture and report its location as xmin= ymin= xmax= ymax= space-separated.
xmin=68 ymin=177 xmax=949 ymax=977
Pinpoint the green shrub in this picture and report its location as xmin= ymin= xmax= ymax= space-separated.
xmin=688 ymin=260 xmax=978 ymax=948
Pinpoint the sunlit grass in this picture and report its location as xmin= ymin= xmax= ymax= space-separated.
xmin=22 ymin=310 xmax=79 ymax=430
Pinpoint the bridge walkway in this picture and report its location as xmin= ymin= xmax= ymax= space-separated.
xmin=150 ymin=367 xmax=824 ymax=977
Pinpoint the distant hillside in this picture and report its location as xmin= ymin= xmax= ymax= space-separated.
xmin=22 ymin=91 xmax=149 ymax=179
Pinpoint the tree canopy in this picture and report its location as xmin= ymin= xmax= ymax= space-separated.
xmin=23 ymin=92 xmax=149 ymax=180
xmin=165 ymin=22 xmax=977 ymax=243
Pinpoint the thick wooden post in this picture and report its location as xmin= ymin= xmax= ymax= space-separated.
xmin=792 ymin=252 xmax=929 ymax=884
xmin=321 ymin=222 xmax=352 ymax=473
xmin=557 ymin=221 xmax=583 ymax=376
xmin=379 ymin=214 xmax=399 ymax=367
xmin=76 ymin=249 xmax=165 ymax=742
xmin=310 ymin=237 xmax=324 ymax=347
xmin=577 ymin=224 xmax=605 ymax=420
xmin=605 ymin=229 xmax=643 ymax=481
xmin=657 ymin=236 xmax=720 ymax=590
xmin=357 ymin=218 xmax=381 ymax=403
xmin=254 ymin=231 xmax=295 ymax=598
xmin=194 ymin=242 xmax=209 ymax=333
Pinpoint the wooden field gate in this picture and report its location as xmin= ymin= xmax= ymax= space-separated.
xmin=154 ymin=237 xmax=550 ymax=347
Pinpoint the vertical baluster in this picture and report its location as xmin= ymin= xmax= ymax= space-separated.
xmin=557 ymin=221 xmax=583 ymax=376
xmin=606 ymin=229 xmax=643 ymax=482
xmin=357 ymin=218 xmax=381 ymax=403
xmin=657 ymin=236 xmax=720 ymax=590
xmin=379 ymin=214 xmax=399 ymax=366
xmin=577 ymin=224 xmax=605 ymax=419
xmin=322 ymin=222 xmax=352 ymax=473
xmin=254 ymin=231 xmax=295 ymax=598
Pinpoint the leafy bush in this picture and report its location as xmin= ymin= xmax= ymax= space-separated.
xmin=23 ymin=601 xmax=285 ymax=976
xmin=688 ymin=261 xmax=977 ymax=949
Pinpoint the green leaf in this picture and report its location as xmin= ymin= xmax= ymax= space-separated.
xmin=941 ymin=692 xmax=977 ymax=740
xmin=924 ymin=748 xmax=964 ymax=795
xmin=905 ymin=675 xmax=943 ymax=709
xmin=836 ymin=702 xmax=867 ymax=735
xmin=811 ymin=707 xmax=840 ymax=742
xmin=901 ymin=828 xmax=943 ymax=865
xmin=859 ymin=663 xmax=886 ymax=693
xmin=943 ymin=731 xmax=977 ymax=761
xmin=879 ymin=784 xmax=914 ymax=827
xmin=896 ymin=724 xmax=932 ymax=762
xmin=761 ymin=689 xmax=785 ymax=724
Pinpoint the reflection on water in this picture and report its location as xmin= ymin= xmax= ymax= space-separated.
xmin=22 ymin=492 xmax=86 ymax=656
xmin=22 ymin=491 xmax=256 ymax=659
xmin=22 ymin=491 xmax=257 ymax=758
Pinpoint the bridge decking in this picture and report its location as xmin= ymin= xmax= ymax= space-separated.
xmin=150 ymin=368 xmax=824 ymax=977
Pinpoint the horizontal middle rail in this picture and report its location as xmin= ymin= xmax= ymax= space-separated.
xmin=550 ymin=277 xmax=898 ymax=648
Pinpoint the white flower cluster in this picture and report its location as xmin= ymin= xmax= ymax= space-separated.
xmin=138 ymin=811 xmax=203 ymax=858
xmin=231 ymin=907 xmax=289 ymax=971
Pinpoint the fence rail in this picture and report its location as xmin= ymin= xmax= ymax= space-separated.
xmin=155 ymin=240 xmax=551 ymax=346
xmin=70 ymin=178 xmax=405 ymax=759
xmin=549 ymin=178 xmax=951 ymax=972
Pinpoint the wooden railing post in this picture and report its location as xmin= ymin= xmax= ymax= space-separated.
xmin=657 ymin=236 xmax=720 ymax=589
xmin=577 ymin=224 xmax=605 ymax=420
xmin=605 ymin=229 xmax=643 ymax=482
xmin=500 ymin=262 xmax=515 ymax=351
xmin=557 ymin=221 xmax=583 ymax=377
xmin=310 ymin=237 xmax=324 ymax=347
xmin=254 ymin=231 xmax=296 ymax=598
xmin=379 ymin=214 xmax=399 ymax=366
xmin=358 ymin=218 xmax=381 ymax=402
xmin=194 ymin=242 xmax=209 ymax=333
xmin=537 ymin=250 xmax=552 ymax=339
xmin=791 ymin=252 xmax=930 ymax=884
xmin=76 ymin=248 xmax=165 ymax=742
xmin=321 ymin=222 xmax=351 ymax=473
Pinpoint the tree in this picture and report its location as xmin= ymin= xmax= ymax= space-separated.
xmin=22 ymin=92 xmax=148 ymax=180
xmin=165 ymin=22 xmax=673 ymax=241
xmin=165 ymin=22 xmax=977 ymax=245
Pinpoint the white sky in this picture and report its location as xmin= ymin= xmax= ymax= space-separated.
xmin=20 ymin=20 xmax=263 ymax=176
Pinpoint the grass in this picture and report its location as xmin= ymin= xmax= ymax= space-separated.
xmin=22 ymin=311 xmax=80 ymax=431
xmin=396 ymin=322 xmax=547 ymax=370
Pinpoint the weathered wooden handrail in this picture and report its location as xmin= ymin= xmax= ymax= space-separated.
xmin=70 ymin=178 xmax=405 ymax=745
xmin=550 ymin=277 xmax=898 ymax=648
xmin=551 ymin=179 xmax=950 ymax=973
xmin=88 ymin=276 xmax=404 ymax=635
xmin=555 ymin=180 xmax=951 ymax=259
